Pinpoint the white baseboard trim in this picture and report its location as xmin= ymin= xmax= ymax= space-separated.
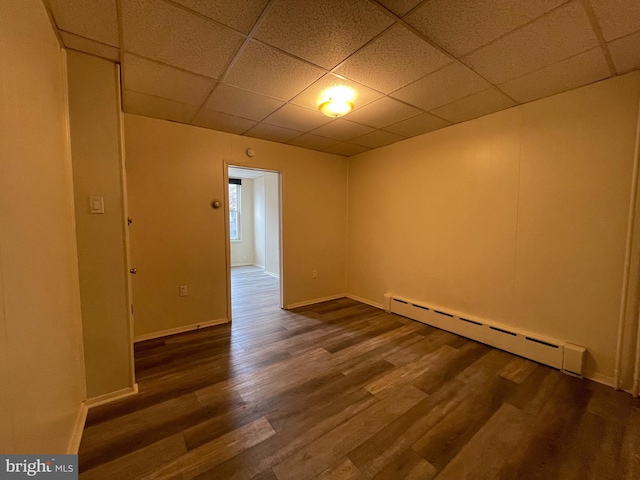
xmin=264 ymin=270 xmax=279 ymax=279
xmin=346 ymin=294 xmax=383 ymax=310
xmin=85 ymin=383 xmax=139 ymax=409
xmin=231 ymin=262 xmax=255 ymax=267
xmin=134 ymin=318 xmax=229 ymax=343
xmin=253 ymin=263 xmax=265 ymax=269
xmin=67 ymin=403 xmax=88 ymax=454
xmin=286 ymin=294 xmax=346 ymax=309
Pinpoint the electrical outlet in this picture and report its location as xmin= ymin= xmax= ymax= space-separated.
xmin=179 ymin=285 xmax=188 ymax=297
xmin=312 ymin=270 xmax=318 ymax=279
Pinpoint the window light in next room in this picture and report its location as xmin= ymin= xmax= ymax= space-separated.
xmin=318 ymin=85 xmax=355 ymax=118
xmin=229 ymin=178 xmax=241 ymax=241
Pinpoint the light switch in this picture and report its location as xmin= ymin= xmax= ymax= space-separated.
xmin=90 ymin=196 xmax=104 ymax=214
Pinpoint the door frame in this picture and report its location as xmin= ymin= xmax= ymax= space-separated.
xmin=116 ymin=64 xmax=136 ymax=388
xmin=224 ymin=162 xmax=284 ymax=323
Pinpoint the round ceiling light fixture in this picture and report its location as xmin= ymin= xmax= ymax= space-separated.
xmin=318 ymin=86 xmax=355 ymax=118
xmin=319 ymin=98 xmax=354 ymax=117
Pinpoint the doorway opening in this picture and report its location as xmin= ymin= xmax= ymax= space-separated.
xmin=226 ymin=166 xmax=283 ymax=323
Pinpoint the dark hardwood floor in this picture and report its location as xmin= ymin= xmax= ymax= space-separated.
xmin=78 ymin=266 xmax=640 ymax=479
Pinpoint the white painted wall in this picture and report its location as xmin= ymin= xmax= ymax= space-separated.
xmin=265 ymin=172 xmax=281 ymax=278
xmin=347 ymin=72 xmax=640 ymax=385
xmin=66 ymin=51 xmax=134 ymax=400
xmin=0 ymin=0 xmax=85 ymax=453
xmin=253 ymin=175 xmax=266 ymax=268
xmin=251 ymin=172 xmax=280 ymax=275
xmin=230 ymin=178 xmax=255 ymax=266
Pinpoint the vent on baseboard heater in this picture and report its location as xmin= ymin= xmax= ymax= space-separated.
xmin=384 ymin=293 xmax=585 ymax=377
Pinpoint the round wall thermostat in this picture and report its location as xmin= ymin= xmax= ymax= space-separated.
xmin=246 ymin=148 xmax=255 ymax=157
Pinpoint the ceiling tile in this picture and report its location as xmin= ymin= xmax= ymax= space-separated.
xmin=591 ymin=0 xmax=640 ymax=41
xmin=344 ymin=96 xmax=422 ymax=128
xmin=287 ymin=134 xmax=339 ymax=151
xmin=430 ymin=88 xmax=516 ymax=123
xmin=244 ymin=123 xmax=303 ymax=143
xmin=499 ymin=48 xmax=611 ymax=103
xmin=405 ymin=0 xmax=565 ymax=57
xmin=462 ymin=1 xmax=599 ymax=83
xmin=609 ymin=31 xmax=640 ymax=74
xmin=323 ymin=142 xmax=372 ymax=156
xmin=375 ymin=0 xmax=423 ymax=17
xmin=203 ymin=84 xmax=284 ymax=121
xmin=334 ymin=24 xmax=452 ymax=93
xmin=383 ymin=112 xmax=451 ymax=137
xmin=253 ymin=0 xmax=394 ymax=69
xmin=392 ymin=63 xmax=490 ymax=111
xmin=224 ymin=41 xmax=325 ymax=101
xmin=262 ymin=104 xmax=332 ymax=131
xmin=122 ymin=0 xmax=244 ymax=78
xmin=48 ymin=0 xmax=119 ymax=46
xmin=59 ymin=32 xmax=120 ymax=62
xmin=192 ymin=109 xmax=257 ymax=135
xmin=124 ymin=54 xmax=216 ymax=106
xmin=351 ymin=130 xmax=406 ymax=148
xmin=310 ymin=119 xmax=375 ymax=141
xmin=123 ymin=90 xmax=198 ymax=123
xmin=290 ymin=74 xmax=383 ymax=111
xmin=171 ymin=0 xmax=269 ymax=34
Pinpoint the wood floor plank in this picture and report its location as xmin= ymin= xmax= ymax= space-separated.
xmin=78 ymin=266 xmax=640 ymax=480
xmin=616 ymin=401 xmax=640 ymax=479
xmin=411 ymin=341 xmax=490 ymax=394
xmin=193 ymin=346 xmax=330 ymax=406
xmin=263 ymin=363 xmax=389 ymax=433
xmin=338 ymin=330 xmax=427 ymax=376
xmin=384 ymin=329 xmax=461 ymax=366
xmin=412 ymin=376 xmax=518 ymax=471
xmin=494 ymin=376 xmax=591 ymax=480
xmin=330 ymin=321 xmax=427 ymax=371
xmin=80 ymin=392 xmax=206 ymax=470
xmin=434 ymin=403 xmax=532 ymax=479
xmin=504 ymin=364 xmax=563 ymax=415
xmin=140 ymin=417 xmax=275 ymax=480
xmin=365 ymin=345 xmax=455 ymax=398
xmin=235 ymin=349 xmax=336 ymax=403
xmin=373 ymin=449 xmax=437 ymax=480
xmin=455 ymin=348 xmax=515 ymax=385
xmin=314 ymin=458 xmax=367 ymax=480
xmin=347 ymin=378 xmax=468 ymax=478
xmin=500 ymin=356 xmax=538 ymax=384
xmin=271 ymin=385 xmax=427 ymax=480
xmin=79 ymin=434 xmax=187 ymax=480
xmin=192 ymin=388 xmax=379 ymax=480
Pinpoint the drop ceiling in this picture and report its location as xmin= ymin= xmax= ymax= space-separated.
xmin=45 ymin=0 xmax=640 ymax=157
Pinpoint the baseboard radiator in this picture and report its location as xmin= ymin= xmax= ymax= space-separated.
xmin=384 ymin=293 xmax=586 ymax=377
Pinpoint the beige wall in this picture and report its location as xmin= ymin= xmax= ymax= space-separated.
xmin=347 ymin=73 xmax=640 ymax=383
xmin=125 ymin=115 xmax=348 ymax=337
xmin=66 ymin=51 xmax=134 ymax=399
xmin=0 ymin=0 xmax=85 ymax=453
